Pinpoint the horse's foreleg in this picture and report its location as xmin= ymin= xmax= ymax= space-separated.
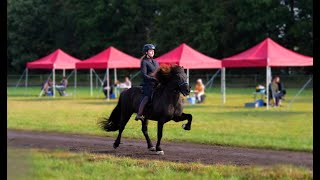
xmin=141 ymin=119 xmax=155 ymax=151
xmin=173 ymin=113 xmax=192 ymax=131
xmin=156 ymin=121 xmax=164 ymax=155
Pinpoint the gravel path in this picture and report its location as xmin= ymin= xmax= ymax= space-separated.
xmin=7 ymin=129 xmax=312 ymax=169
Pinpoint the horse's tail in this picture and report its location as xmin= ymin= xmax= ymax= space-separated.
xmin=98 ymin=103 xmax=121 ymax=132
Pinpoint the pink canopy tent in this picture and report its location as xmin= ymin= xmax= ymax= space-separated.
xmin=156 ymin=43 xmax=221 ymax=69
xmin=27 ymin=48 xmax=81 ymax=69
xmin=26 ymin=49 xmax=81 ymax=97
xmin=222 ymin=38 xmax=313 ymax=67
xmin=156 ymin=43 xmax=221 ymax=85
xmin=75 ymin=46 xmax=140 ymax=69
xmin=221 ymin=37 xmax=313 ymax=108
xmin=75 ymin=46 xmax=140 ymax=98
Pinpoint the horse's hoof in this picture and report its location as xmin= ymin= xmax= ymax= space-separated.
xmin=149 ymin=147 xmax=156 ymax=151
xmin=113 ymin=143 xmax=119 ymax=149
xmin=156 ymin=150 xmax=164 ymax=155
xmin=182 ymin=124 xmax=191 ymax=131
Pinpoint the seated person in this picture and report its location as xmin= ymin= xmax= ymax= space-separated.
xmin=42 ymin=78 xmax=53 ymax=96
xmin=255 ymin=84 xmax=265 ymax=93
xmin=55 ymin=76 xmax=68 ymax=96
xmin=268 ymin=76 xmax=284 ymax=106
xmin=277 ymin=77 xmax=286 ymax=100
xmin=194 ymin=78 xmax=206 ymax=103
xmin=103 ymin=78 xmax=115 ymax=98
xmin=116 ymin=76 xmax=132 ymax=90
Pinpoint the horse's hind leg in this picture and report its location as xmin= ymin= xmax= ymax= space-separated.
xmin=141 ymin=119 xmax=155 ymax=151
xmin=113 ymin=113 xmax=132 ymax=149
xmin=173 ymin=113 xmax=192 ymax=130
xmin=156 ymin=120 xmax=165 ymax=155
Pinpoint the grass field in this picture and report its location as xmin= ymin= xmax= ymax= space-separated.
xmin=7 ymin=87 xmax=313 ymax=179
xmin=7 ymin=87 xmax=313 ymax=152
xmin=8 ymin=148 xmax=312 ymax=180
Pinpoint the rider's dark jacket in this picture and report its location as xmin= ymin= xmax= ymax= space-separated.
xmin=140 ymin=57 xmax=159 ymax=97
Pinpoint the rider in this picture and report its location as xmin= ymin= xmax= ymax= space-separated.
xmin=135 ymin=44 xmax=159 ymax=121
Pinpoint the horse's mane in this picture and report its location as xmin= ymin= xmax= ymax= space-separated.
xmin=155 ymin=64 xmax=184 ymax=84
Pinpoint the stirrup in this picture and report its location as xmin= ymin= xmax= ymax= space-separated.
xmin=135 ymin=115 xmax=144 ymax=121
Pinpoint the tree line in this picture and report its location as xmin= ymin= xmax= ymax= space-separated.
xmin=7 ymin=0 xmax=313 ymax=74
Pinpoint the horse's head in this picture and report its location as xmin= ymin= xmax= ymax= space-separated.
xmin=156 ymin=64 xmax=190 ymax=96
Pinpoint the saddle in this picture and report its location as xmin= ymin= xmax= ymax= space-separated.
xmin=138 ymin=86 xmax=157 ymax=116
xmin=139 ymin=84 xmax=160 ymax=103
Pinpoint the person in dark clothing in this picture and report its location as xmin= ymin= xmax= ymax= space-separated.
xmin=42 ymin=78 xmax=53 ymax=96
xmin=103 ymin=78 xmax=114 ymax=99
xmin=268 ymin=76 xmax=285 ymax=106
xmin=276 ymin=77 xmax=286 ymax=97
xmin=135 ymin=44 xmax=159 ymax=121
xmin=56 ymin=76 xmax=68 ymax=96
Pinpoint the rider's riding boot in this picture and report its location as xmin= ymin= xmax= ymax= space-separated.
xmin=135 ymin=96 xmax=148 ymax=121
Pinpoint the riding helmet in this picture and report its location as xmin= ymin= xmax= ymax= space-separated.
xmin=142 ymin=44 xmax=156 ymax=53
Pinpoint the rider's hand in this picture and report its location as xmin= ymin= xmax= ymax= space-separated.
xmin=152 ymin=77 xmax=158 ymax=82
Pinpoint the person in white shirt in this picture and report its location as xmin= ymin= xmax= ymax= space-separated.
xmin=117 ymin=76 xmax=132 ymax=89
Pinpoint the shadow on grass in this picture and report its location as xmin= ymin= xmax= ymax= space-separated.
xmin=77 ymin=101 xmax=118 ymax=105
xmin=183 ymin=102 xmax=311 ymax=112
xmin=183 ymin=104 xmax=245 ymax=109
xmin=211 ymin=110 xmax=309 ymax=117
xmin=90 ymin=150 xmax=117 ymax=154
xmin=9 ymin=96 xmax=119 ymax=106
xmin=8 ymin=94 xmax=41 ymax=97
xmin=10 ymin=97 xmax=73 ymax=102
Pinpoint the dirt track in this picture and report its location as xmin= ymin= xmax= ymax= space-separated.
xmin=7 ymin=129 xmax=312 ymax=169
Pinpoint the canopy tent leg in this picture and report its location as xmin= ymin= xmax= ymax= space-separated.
xmin=63 ymin=69 xmax=66 ymax=77
xmin=221 ymin=67 xmax=226 ymax=104
xmin=107 ymin=68 xmax=110 ymax=100
xmin=53 ymin=69 xmax=56 ymax=97
xmin=266 ymin=66 xmax=272 ymax=109
xmin=90 ymin=68 xmax=93 ymax=96
xmin=114 ymin=68 xmax=117 ymax=98
xmin=74 ymin=69 xmax=77 ymax=98
xmin=186 ymin=69 xmax=190 ymax=85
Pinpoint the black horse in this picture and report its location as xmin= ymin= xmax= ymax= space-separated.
xmin=99 ymin=64 xmax=192 ymax=155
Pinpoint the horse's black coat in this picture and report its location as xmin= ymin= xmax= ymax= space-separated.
xmin=99 ymin=64 xmax=193 ymax=153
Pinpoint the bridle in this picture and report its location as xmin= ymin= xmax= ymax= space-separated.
xmin=177 ymin=81 xmax=189 ymax=96
xmin=178 ymin=82 xmax=188 ymax=88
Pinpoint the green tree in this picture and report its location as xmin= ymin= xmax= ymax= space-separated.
xmin=8 ymin=0 xmax=52 ymax=72
xmin=7 ymin=0 xmax=312 ymax=74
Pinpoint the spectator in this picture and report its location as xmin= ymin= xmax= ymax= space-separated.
xmin=276 ymin=76 xmax=286 ymax=99
xmin=268 ymin=76 xmax=285 ymax=106
xmin=255 ymin=84 xmax=265 ymax=93
xmin=103 ymin=78 xmax=115 ymax=99
xmin=42 ymin=78 xmax=53 ymax=96
xmin=55 ymin=76 xmax=68 ymax=96
xmin=116 ymin=76 xmax=132 ymax=89
xmin=194 ymin=78 xmax=205 ymax=103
